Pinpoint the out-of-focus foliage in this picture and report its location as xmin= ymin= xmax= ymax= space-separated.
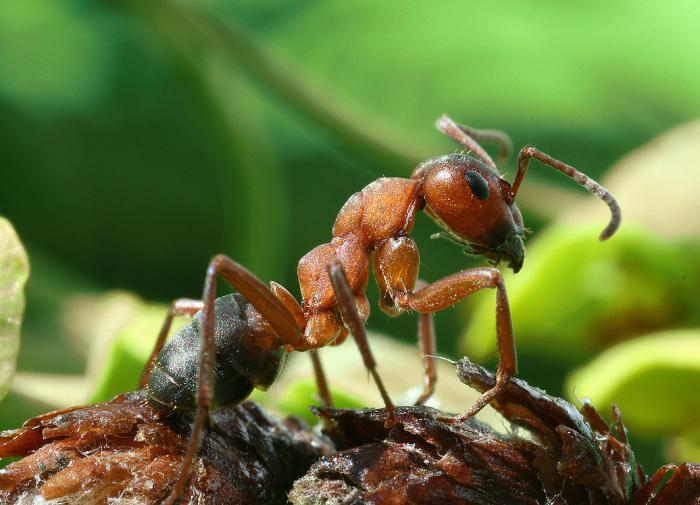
xmin=567 ymin=330 xmax=700 ymax=433
xmin=0 ymin=0 xmax=114 ymax=116
xmin=0 ymin=218 xmax=29 ymax=402
xmin=463 ymin=225 xmax=700 ymax=363
xmin=265 ymin=380 xmax=365 ymax=425
xmin=1 ymin=0 xmax=700 ymax=473
xmin=559 ymin=120 xmax=700 ymax=241
xmin=568 ymin=330 xmax=700 ymax=463
xmin=80 ymin=292 xmax=186 ymax=403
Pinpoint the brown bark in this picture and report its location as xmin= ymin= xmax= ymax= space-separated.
xmin=0 ymin=392 xmax=332 ymax=504
xmin=289 ymin=358 xmax=700 ymax=505
xmin=0 ymin=360 xmax=698 ymax=504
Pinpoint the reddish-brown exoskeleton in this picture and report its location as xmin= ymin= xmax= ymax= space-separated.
xmin=141 ymin=114 xmax=620 ymax=504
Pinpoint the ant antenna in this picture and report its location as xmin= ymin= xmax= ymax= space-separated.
xmin=423 ymin=354 xmax=457 ymax=366
xmin=509 ymin=146 xmax=621 ymax=241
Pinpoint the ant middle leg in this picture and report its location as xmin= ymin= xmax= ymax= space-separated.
xmin=413 ymin=279 xmax=437 ymax=406
xmin=414 ymin=311 xmax=437 ymax=406
xmin=139 ymin=298 xmax=203 ymax=388
xmin=397 ymin=267 xmax=517 ymax=421
xmin=162 ymin=255 xmax=304 ymax=505
xmin=309 ymin=350 xmax=333 ymax=408
xmin=327 ymin=259 xmax=395 ymax=421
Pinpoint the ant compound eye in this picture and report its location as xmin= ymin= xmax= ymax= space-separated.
xmin=464 ymin=170 xmax=490 ymax=200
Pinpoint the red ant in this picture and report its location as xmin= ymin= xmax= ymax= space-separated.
xmin=139 ymin=114 xmax=620 ymax=504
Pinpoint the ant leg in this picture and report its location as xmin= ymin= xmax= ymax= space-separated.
xmin=399 ymin=267 xmax=516 ymax=421
xmin=412 ymin=279 xmax=436 ymax=406
xmin=204 ymin=255 xmax=304 ymax=348
xmin=414 ymin=311 xmax=437 ymax=406
xmin=139 ymin=298 xmax=203 ymax=388
xmin=511 ymin=146 xmax=621 ymax=240
xmin=162 ymin=255 xmax=303 ymax=505
xmin=309 ymin=350 xmax=333 ymax=407
xmin=327 ymin=259 xmax=396 ymax=421
xmin=269 ymin=280 xmax=333 ymax=407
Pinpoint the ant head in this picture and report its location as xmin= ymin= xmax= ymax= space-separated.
xmin=418 ymin=154 xmax=525 ymax=272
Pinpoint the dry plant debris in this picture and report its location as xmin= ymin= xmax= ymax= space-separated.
xmin=290 ymin=358 xmax=699 ymax=505
xmin=0 ymin=360 xmax=698 ymax=504
xmin=0 ymin=391 xmax=331 ymax=504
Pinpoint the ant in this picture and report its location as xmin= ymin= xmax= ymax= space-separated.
xmin=139 ymin=114 xmax=620 ymax=504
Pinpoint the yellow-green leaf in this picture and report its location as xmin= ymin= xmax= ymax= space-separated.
xmin=88 ymin=293 xmax=183 ymax=403
xmin=567 ymin=329 xmax=700 ymax=434
xmin=0 ymin=217 xmax=30 ymax=402
xmin=254 ymin=379 xmax=364 ymax=425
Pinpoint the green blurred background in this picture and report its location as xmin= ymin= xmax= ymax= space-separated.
xmin=2 ymin=0 xmax=700 ymax=473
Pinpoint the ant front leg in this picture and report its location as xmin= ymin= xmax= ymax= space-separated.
xmin=327 ymin=259 xmax=396 ymax=423
xmin=398 ymin=267 xmax=517 ymax=421
xmin=139 ymin=298 xmax=203 ymax=388
xmin=162 ymin=255 xmax=303 ymax=505
xmin=372 ymin=238 xmax=437 ymax=406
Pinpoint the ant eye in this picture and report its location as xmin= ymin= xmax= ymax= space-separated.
xmin=464 ymin=170 xmax=490 ymax=200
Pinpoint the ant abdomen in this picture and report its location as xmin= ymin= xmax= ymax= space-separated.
xmin=147 ymin=293 xmax=287 ymax=411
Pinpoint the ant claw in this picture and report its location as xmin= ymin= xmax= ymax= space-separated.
xmin=383 ymin=409 xmax=398 ymax=429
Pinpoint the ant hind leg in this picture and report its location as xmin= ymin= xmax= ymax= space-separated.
xmin=162 ymin=255 xmax=303 ymax=505
xmin=139 ymin=298 xmax=203 ymax=389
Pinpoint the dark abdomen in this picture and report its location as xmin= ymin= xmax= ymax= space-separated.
xmin=147 ymin=293 xmax=286 ymax=411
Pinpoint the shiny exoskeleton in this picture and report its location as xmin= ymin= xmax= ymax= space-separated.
xmin=140 ymin=115 xmax=621 ymax=504
xmin=147 ymin=294 xmax=286 ymax=411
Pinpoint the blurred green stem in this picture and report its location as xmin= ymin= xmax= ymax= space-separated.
xmin=117 ymin=0 xmax=423 ymax=173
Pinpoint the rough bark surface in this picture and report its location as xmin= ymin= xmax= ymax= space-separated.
xmin=0 ymin=361 xmax=698 ymax=504
xmin=289 ymin=358 xmax=700 ymax=505
xmin=0 ymin=391 xmax=332 ymax=504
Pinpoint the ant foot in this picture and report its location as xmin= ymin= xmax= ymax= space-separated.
xmin=383 ymin=408 xmax=398 ymax=428
xmin=454 ymin=372 xmax=512 ymax=424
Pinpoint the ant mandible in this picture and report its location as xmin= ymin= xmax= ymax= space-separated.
xmin=140 ymin=114 xmax=621 ymax=504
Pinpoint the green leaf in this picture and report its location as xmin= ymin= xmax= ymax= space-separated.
xmin=254 ymin=379 xmax=364 ymax=425
xmin=566 ymin=329 xmax=700 ymax=434
xmin=0 ymin=217 xmax=30 ymax=402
